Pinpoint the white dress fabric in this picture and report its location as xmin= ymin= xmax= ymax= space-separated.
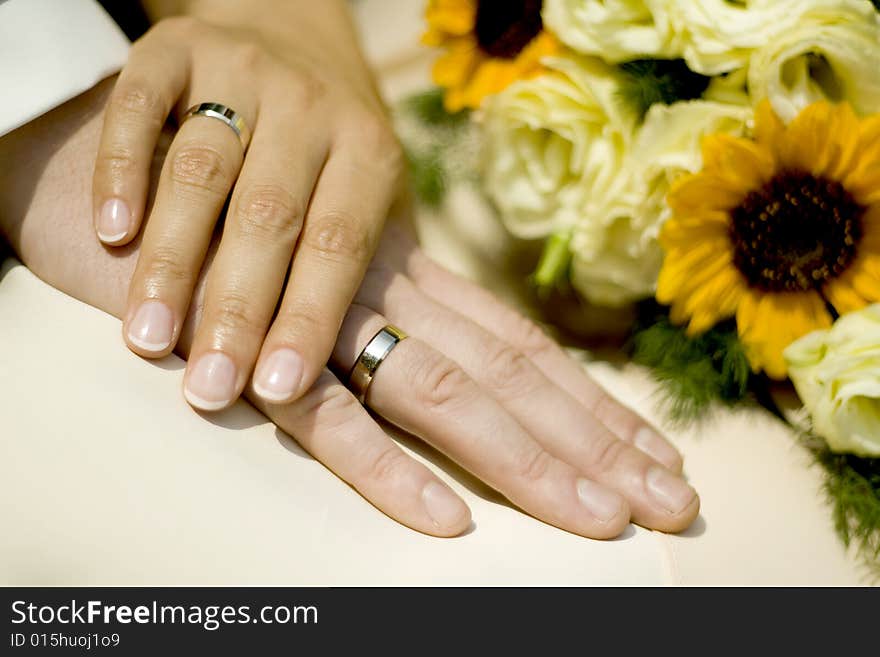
xmin=0 ymin=0 xmax=129 ymax=137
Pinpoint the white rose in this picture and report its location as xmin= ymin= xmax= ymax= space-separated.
xmin=542 ymin=0 xmax=678 ymax=63
xmin=748 ymin=6 xmax=880 ymax=122
xmin=666 ymin=0 xmax=862 ymax=75
xmin=784 ymin=305 xmax=880 ymax=457
xmin=570 ymin=99 xmax=752 ymax=307
xmin=482 ymin=56 xmax=635 ymax=240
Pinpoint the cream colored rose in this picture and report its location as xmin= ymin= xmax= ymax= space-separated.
xmin=784 ymin=305 xmax=880 ymax=457
xmin=481 ymin=56 xmax=635 ymax=240
xmin=570 ymin=99 xmax=752 ymax=306
xmin=542 ymin=0 xmax=678 ymax=63
xmin=748 ymin=5 xmax=880 ymax=122
xmin=666 ymin=0 xmax=871 ymax=75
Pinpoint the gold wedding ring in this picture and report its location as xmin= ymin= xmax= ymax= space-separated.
xmin=182 ymin=102 xmax=251 ymax=151
xmin=348 ymin=325 xmax=408 ymax=405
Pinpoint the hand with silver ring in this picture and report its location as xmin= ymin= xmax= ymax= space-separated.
xmin=92 ymin=1 xmax=404 ymax=412
xmin=7 ymin=57 xmax=701 ymax=541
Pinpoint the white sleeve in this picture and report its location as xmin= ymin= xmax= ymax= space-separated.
xmin=0 ymin=0 xmax=130 ymax=137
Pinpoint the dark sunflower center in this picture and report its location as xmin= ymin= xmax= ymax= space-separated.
xmin=475 ymin=0 xmax=544 ymax=59
xmin=729 ymin=171 xmax=865 ymax=293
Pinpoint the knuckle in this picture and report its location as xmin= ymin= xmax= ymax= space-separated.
xmin=95 ymin=149 xmax=138 ymax=181
xmin=361 ymin=445 xmax=409 ymax=485
xmin=211 ymin=291 xmax=259 ymax=332
xmin=277 ymin=304 xmax=328 ymax=340
xmin=296 ymin=380 xmax=360 ymax=424
xmin=235 ymin=41 xmax=266 ymax=72
xmin=288 ymin=72 xmax=327 ymax=109
xmin=509 ymin=316 xmax=554 ymax=359
xmin=234 ymin=184 xmax=305 ymax=242
xmin=169 ymin=144 xmax=231 ymax=194
xmin=412 ymin=352 xmax=473 ymax=413
xmin=143 ymin=246 xmax=191 ymax=285
xmin=158 ymin=15 xmax=200 ymax=36
xmin=588 ymin=434 xmax=628 ymax=473
xmin=111 ymin=83 xmax=166 ymax=119
xmin=359 ymin=116 xmax=404 ymax=176
xmin=589 ymin=392 xmax=617 ymax=421
xmin=509 ymin=446 xmax=553 ymax=483
xmin=357 ymin=114 xmax=397 ymax=152
xmin=304 ymin=211 xmax=373 ymax=263
xmin=481 ymin=342 xmax=534 ymax=396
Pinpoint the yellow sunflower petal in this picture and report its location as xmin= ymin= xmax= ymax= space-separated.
xmin=824 ymin=276 xmax=868 ymax=315
xmin=657 ymin=240 xmax=731 ymax=303
xmin=778 ymin=102 xmax=861 ymax=180
xmin=425 ymin=0 xmax=475 ymax=38
xmin=845 ymin=118 xmax=880 ymax=206
xmin=827 ymin=250 xmax=880 ymax=310
xmin=432 ymin=37 xmax=480 ymax=88
xmin=659 ymin=212 xmax=729 ymax=250
xmin=683 ymin=268 xmax=747 ymax=334
xmin=753 ymin=100 xmax=786 ymax=155
xmin=737 ymin=290 xmax=832 ymax=379
xmin=667 ymin=173 xmax=747 ymax=216
xmin=700 ymin=133 xmax=776 ymax=193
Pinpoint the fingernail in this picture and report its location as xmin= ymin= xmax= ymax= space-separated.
xmin=127 ymin=300 xmax=174 ymax=352
xmin=634 ymin=427 xmax=682 ymax=471
xmin=252 ymin=348 xmax=304 ymax=402
xmin=97 ymin=198 xmax=131 ymax=242
xmin=184 ymin=351 xmax=238 ymax=411
xmin=422 ymin=481 xmax=467 ymax=529
xmin=576 ymin=478 xmax=622 ymax=522
xmin=646 ymin=466 xmax=696 ymax=514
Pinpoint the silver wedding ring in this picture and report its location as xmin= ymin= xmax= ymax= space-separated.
xmin=348 ymin=325 xmax=408 ymax=405
xmin=182 ymin=102 xmax=251 ymax=151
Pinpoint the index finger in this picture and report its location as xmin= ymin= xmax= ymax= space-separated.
xmin=93 ymin=27 xmax=188 ymax=245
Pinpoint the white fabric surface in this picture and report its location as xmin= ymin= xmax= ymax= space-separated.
xmin=0 ymin=0 xmax=129 ymax=137
xmin=0 ymin=0 xmax=866 ymax=585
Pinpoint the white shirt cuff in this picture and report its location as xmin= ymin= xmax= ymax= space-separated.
xmin=0 ymin=0 xmax=130 ymax=137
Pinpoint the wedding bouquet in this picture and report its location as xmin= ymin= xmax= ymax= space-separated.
xmin=409 ymin=0 xmax=880 ymax=570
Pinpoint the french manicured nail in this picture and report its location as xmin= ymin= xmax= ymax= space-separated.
xmin=126 ymin=300 xmax=174 ymax=352
xmin=252 ymin=348 xmax=304 ymax=402
xmin=576 ymin=478 xmax=622 ymax=522
xmin=184 ymin=351 xmax=237 ymax=411
xmin=646 ymin=466 xmax=696 ymax=514
xmin=634 ymin=427 xmax=682 ymax=471
xmin=422 ymin=481 xmax=467 ymax=529
xmin=97 ymin=198 xmax=131 ymax=242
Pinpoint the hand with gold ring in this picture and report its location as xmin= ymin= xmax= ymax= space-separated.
xmin=92 ymin=1 xmax=404 ymax=411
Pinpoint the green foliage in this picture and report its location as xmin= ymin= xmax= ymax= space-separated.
xmin=618 ymin=59 xmax=712 ymax=122
xmin=873 ymin=0 xmax=880 ymax=11
xmin=405 ymin=145 xmax=447 ymax=209
xmin=808 ymin=442 xmax=880 ymax=577
xmin=397 ymin=88 xmax=474 ymax=207
xmin=403 ymin=88 xmax=471 ymax=129
xmin=630 ymin=305 xmax=752 ymax=423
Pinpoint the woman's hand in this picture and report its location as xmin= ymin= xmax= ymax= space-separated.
xmin=93 ymin=1 xmax=403 ymax=411
xmin=1 ymin=79 xmax=699 ymax=539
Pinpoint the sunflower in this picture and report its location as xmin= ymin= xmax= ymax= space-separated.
xmin=657 ymin=101 xmax=880 ymax=379
xmin=423 ymin=0 xmax=558 ymax=112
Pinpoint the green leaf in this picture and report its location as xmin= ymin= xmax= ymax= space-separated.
xmin=617 ymin=59 xmax=712 ymax=122
xmin=807 ymin=440 xmax=880 ymax=578
xmin=630 ymin=304 xmax=752 ymax=424
xmin=405 ymin=146 xmax=447 ymax=208
xmin=403 ymin=88 xmax=470 ymax=129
